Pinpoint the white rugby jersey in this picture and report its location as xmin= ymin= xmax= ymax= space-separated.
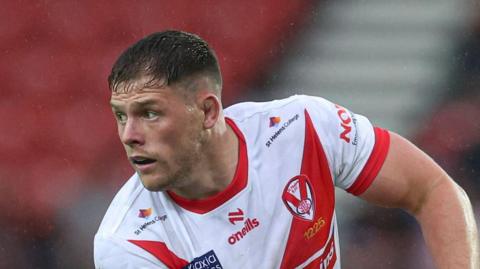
xmin=94 ymin=95 xmax=390 ymax=269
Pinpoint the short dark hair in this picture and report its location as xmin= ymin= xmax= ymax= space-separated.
xmin=108 ymin=30 xmax=222 ymax=93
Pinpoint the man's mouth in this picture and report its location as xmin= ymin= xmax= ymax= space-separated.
xmin=130 ymin=156 xmax=156 ymax=165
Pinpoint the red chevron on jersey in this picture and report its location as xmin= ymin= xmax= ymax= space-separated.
xmin=279 ymin=110 xmax=335 ymax=269
xmin=128 ymin=240 xmax=188 ymax=268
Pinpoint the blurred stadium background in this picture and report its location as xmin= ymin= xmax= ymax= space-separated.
xmin=1 ymin=0 xmax=479 ymax=268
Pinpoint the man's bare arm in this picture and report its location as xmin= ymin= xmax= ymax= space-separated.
xmin=360 ymin=131 xmax=479 ymax=269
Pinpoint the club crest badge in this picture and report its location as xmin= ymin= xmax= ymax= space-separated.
xmin=282 ymin=174 xmax=315 ymax=221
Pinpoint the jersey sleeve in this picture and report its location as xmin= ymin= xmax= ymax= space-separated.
xmin=94 ymin=234 xmax=168 ymax=269
xmin=299 ymin=95 xmax=390 ymax=195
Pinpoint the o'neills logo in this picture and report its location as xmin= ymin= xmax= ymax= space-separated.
xmin=227 ymin=218 xmax=260 ymax=245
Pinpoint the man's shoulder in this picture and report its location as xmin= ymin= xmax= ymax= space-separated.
xmin=223 ymin=94 xmax=340 ymax=151
xmin=96 ymin=173 xmax=144 ymax=237
xmin=225 ymin=94 xmax=332 ymax=121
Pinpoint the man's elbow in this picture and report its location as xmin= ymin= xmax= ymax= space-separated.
xmin=408 ymin=173 xmax=460 ymax=217
xmin=411 ymin=174 xmax=475 ymax=225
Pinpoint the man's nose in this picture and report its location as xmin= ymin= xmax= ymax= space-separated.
xmin=121 ymin=119 xmax=144 ymax=147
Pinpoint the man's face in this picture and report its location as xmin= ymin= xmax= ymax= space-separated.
xmin=110 ymin=84 xmax=205 ymax=191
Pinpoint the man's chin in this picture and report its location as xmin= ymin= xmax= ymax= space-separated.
xmin=138 ymin=175 xmax=169 ymax=192
xmin=142 ymin=184 xmax=165 ymax=192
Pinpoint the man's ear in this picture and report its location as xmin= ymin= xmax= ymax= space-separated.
xmin=199 ymin=93 xmax=221 ymax=129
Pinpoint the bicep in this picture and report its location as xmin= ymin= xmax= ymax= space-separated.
xmin=359 ymin=131 xmax=450 ymax=214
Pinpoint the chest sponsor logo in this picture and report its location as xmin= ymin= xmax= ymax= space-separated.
xmin=269 ymin=116 xmax=281 ymax=127
xmin=134 ymin=208 xmax=167 ymax=235
xmin=185 ymin=250 xmax=223 ymax=269
xmin=282 ymin=174 xmax=315 ymax=221
xmin=335 ymin=104 xmax=358 ymax=145
xmin=138 ymin=208 xmax=152 ymax=218
xmin=227 ymin=208 xmax=260 ymax=245
xmin=265 ymin=114 xmax=299 ymax=147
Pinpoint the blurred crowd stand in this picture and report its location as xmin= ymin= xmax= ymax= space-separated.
xmin=416 ymin=11 xmax=480 ymax=221
xmin=1 ymin=1 xmax=478 ymax=268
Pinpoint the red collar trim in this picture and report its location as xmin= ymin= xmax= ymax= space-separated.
xmin=167 ymin=117 xmax=248 ymax=214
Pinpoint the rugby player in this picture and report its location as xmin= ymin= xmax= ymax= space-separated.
xmin=94 ymin=30 xmax=479 ymax=269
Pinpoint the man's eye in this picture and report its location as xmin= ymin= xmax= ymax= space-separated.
xmin=145 ymin=111 xmax=159 ymax=119
xmin=115 ymin=112 xmax=127 ymax=124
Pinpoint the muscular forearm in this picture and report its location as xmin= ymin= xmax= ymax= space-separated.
xmin=414 ymin=176 xmax=479 ymax=269
xmin=360 ymin=132 xmax=479 ymax=267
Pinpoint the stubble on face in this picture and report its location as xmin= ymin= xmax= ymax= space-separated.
xmin=139 ymin=101 xmax=208 ymax=192
xmin=164 ymin=123 xmax=207 ymax=190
